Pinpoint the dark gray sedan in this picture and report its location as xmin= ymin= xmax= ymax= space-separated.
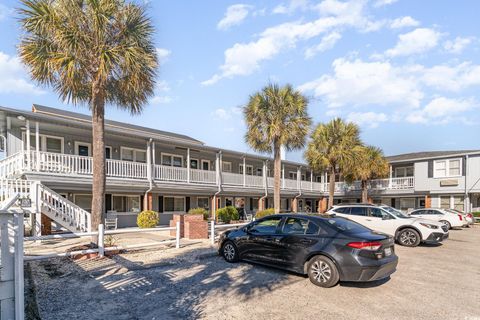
xmin=218 ymin=214 xmax=398 ymax=287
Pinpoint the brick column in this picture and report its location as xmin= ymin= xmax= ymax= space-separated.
xmin=292 ymin=198 xmax=298 ymax=213
xmin=318 ymin=198 xmax=327 ymax=213
xmin=169 ymin=214 xmax=185 ymax=238
xmin=258 ymin=198 xmax=265 ymax=211
xmin=184 ymin=214 xmax=208 ymax=239
xmin=425 ymin=195 xmax=431 ymax=208
xmin=367 ymin=197 xmax=373 ymax=204
xmin=41 ymin=214 xmax=52 ymax=235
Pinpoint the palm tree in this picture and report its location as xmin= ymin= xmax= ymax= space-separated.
xmin=244 ymin=84 xmax=311 ymax=213
xmin=344 ymin=145 xmax=389 ymax=203
xmin=18 ymin=0 xmax=158 ymax=237
xmin=305 ymin=118 xmax=361 ymax=209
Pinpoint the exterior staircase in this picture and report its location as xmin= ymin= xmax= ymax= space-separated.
xmin=0 ymin=179 xmax=91 ymax=234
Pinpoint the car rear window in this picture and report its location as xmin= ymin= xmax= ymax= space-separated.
xmin=324 ymin=217 xmax=371 ymax=234
xmin=349 ymin=207 xmax=367 ymax=216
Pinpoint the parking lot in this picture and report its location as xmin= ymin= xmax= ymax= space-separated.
xmin=27 ymin=226 xmax=480 ymax=320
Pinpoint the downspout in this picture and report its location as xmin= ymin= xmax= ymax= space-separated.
xmin=144 ymin=139 xmax=153 ymax=210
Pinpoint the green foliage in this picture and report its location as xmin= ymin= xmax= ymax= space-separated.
xmin=136 ymin=210 xmax=159 ymax=228
xmin=255 ymin=208 xmax=275 ymax=219
xmin=217 ymin=206 xmax=239 ymax=223
xmin=188 ymin=207 xmax=209 ymax=220
xmin=472 ymin=212 xmax=480 ymax=217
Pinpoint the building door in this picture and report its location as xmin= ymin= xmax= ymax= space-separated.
xmin=75 ymin=142 xmax=91 ymax=156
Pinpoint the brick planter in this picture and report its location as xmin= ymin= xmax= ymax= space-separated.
xmin=184 ymin=219 xmax=208 ymax=239
xmin=169 ymin=214 xmax=185 ymax=237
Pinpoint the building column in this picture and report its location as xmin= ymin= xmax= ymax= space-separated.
xmin=367 ymin=197 xmax=373 ymax=204
xmin=281 ymin=164 xmax=285 ymax=189
xmin=35 ymin=121 xmax=40 ymax=171
xmin=242 ymin=156 xmax=246 ymax=187
xmin=318 ymin=198 xmax=327 ymax=213
xmin=297 ymin=167 xmax=301 ymax=191
xmin=187 ymin=148 xmax=191 ymax=183
xmin=26 ymin=119 xmax=31 ymax=170
xmin=258 ymin=198 xmax=265 ymax=211
xmin=389 ymin=165 xmax=393 ymax=189
xmin=310 ymin=170 xmax=313 ymax=191
xmin=425 ymin=195 xmax=431 ymax=208
xmin=292 ymin=197 xmax=298 ymax=213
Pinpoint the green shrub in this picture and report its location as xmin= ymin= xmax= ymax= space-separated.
xmin=217 ymin=206 xmax=239 ymax=223
xmin=188 ymin=207 xmax=209 ymax=220
xmin=136 ymin=210 xmax=159 ymax=228
xmin=472 ymin=212 xmax=480 ymax=218
xmin=255 ymin=208 xmax=275 ymax=219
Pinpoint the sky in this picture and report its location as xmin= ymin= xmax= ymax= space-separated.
xmin=0 ymin=0 xmax=479 ymax=162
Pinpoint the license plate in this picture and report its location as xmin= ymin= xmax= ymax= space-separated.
xmin=384 ymin=247 xmax=392 ymax=256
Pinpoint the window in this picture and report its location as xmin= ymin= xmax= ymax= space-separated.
xmin=316 ymin=176 xmax=322 ymax=183
xmin=250 ymin=217 xmax=282 ymax=234
xmin=440 ymin=196 xmax=450 ymax=209
xmin=289 ymin=172 xmax=297 ymax=180
xmin=202 ymin=160 xmax=210 ymax=171
xmin=121 ymin=147 xmax=146 ymax=163
xmin=301 ymin=174 xmax=306 ymax=181
xmin=395 ymin=166 xmax=414 ymax=177
xmin=399 ymin=198 xmax=416 ymax=211
xmin=434 ymin=158 xmax=462 ymax=178
xmin=112 ymin=195 xmax=141 ymax=213
xmin=190 ymin=159 xmax=198 ymax=169
xmin=197 ymin=197 xmax=209 ymax=209
xmin=239 ymin=164 xmax=253 ymax=175
xmin=349 ymin=207 xmax=367 ymax=216
xmin=334 ymin=207 xmax=350 ymax=214
xmin=453 ymin=196 xmax=464 ymax=211
xmin=369 ymin=208 xmax=391 ymax=219
xmin=281 ymin=218 xmax=320 ymax=235
xmin=161 ymin=153 xmax=183 ymax=167
xmin=256 ymin=168 xmax=263 ymax=176
xmin=164 ymin=197 xmax=185 ymax=212
xmin=105 ymin=147 xmax=112 ymax=159
xmin=222 ymin=161 xmax=232 ymax=173
xmin=23 ymin=133 xmax=64 ymax=153
xmin=410 ymin=210 xmax=424 ymax=216
xmin=74 ymin=194 xmax=92 ymax=212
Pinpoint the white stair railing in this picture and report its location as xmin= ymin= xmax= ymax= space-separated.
xmin=0 ymin=179 xmax=33 ymax=208
xmin=0 ymin=152 xmax=25 ymax=178
xmin=35 ymin=183 xmax=91 ymax=233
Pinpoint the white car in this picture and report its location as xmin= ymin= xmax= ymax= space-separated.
xmin=408 ymin=208 xmax=465 ymax=230
xmin=446 ymin=209 xmax=474 ymax=227
xmin=327 ymin=204 xmax=449 ymax=247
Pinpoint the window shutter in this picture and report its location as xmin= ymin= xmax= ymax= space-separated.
xmin=158 ymin=196 xmax=164 ymax=213
xmin=427 ymin=160 xmax=433 ymax=178
xmin=462 ymin=156 xmax=466 ymax=176
xmin=249 ymin=198 xmax=253 ymax=211
xmin=186 ymin=197 xmax=191 ymax=212
xmin=140 ymin=195 xmax=144 ymax=211
xmin=105 ymin=194 xmax=112 ymax=212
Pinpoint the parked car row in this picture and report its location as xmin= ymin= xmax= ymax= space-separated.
xmin=218 ymin=204 xmax=475 ymax=288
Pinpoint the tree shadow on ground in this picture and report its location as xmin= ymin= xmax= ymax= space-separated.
xmin=27 ymin=246 xmax=302 ymax=320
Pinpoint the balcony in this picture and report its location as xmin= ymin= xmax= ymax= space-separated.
xmin=0 ymin=151 xmax=415 ymax=194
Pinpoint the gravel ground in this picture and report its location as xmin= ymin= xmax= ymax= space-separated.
xmin=28 ymin=226 xmax=480 ymax=320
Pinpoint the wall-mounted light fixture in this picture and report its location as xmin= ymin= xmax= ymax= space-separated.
xmin=17 ymin=115 xmax=26 ymax=121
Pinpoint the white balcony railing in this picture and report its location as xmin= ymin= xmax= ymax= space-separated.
xmin=0 ymin=151 xmax=415 ymax=193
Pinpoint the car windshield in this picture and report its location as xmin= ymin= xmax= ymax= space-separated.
xmin=381 ymin=206 xmax=410 ymax=219
xmin=324 ymin=217 xmax=371 ymax=234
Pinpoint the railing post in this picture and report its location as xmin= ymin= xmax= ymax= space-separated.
xmin=187 ymin=148 xmax=190 ymax=183
xmin=389 ymin=165 xmax=392 ymax=189
xmin=98 ymin=223 xmax=105 ymax=257
xmin=210 ymin=220 xmax=215 ymax=245
xmin=26 ymin=120 xmax=31 ymax=171
xmin=35 ymin=121 xmax=40 ymax=172
xmin=14 ymin=212 xmax=25 ymax=320
xmin=175 ymin=221 xmax=180 ymax=249
xmin=282 ymin=164 xmax=285 ymax=189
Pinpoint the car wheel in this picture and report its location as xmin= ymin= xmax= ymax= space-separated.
xmin=307 ymin=256 xmax=339 ymax=288
xmin=440 ymin=220 xmax=451 ymax=230
xmin=221 ymin=241 xmax=239 ymax=263
xmin=397 ymin=228 xmax=421 ymax=247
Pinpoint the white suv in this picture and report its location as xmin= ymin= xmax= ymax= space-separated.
xmin=408 ymin=208 xmax=465 ymax=229
xmin=327 ymin=204 xmax=449 ymax=247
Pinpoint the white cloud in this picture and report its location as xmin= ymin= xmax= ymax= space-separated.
xmin=443 ymin=37 xmax=473 ymax=54
xmin=385 ymin=28 xmax=441 ymax=57
xmin=390 ymin=16 xmax=420 ymax=29
xmin=217 ymin=4 xmax=252 ymax=30
xmin=298 ymin=58 xmax=423 ymax=109
xmin=0 ymin=52 xmax=45 ymax=95
xmin=150 ymin=95 xmax=172 ymax=104
xmin=203 ymin=0 xmax=382 ymax=85
xmin=420 ymin=62 xmax=480 ymax=92
xmin=406 ymin=97 xmax=477 ymax=124
xmin=347 ymin=112 xmax=388 ymax=128
xmin=305 ymin=31 xmax=342 ymax=58
xmin=156 ymin=48 xmax=171 ymax=65
xmin=0 ymin=4 xmax=11 ymax=21
xmin=273 ymin=0 xmax=309 ymax=14
xmin=212 ymin=108 xmax=231 ymax=120
xmin=155 ymin=80 xmax=170 ymax=92
xmin=373 ymin=0 xmax=398 ymax=7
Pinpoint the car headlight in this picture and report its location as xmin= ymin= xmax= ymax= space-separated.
xmin=419 ymin=222 xmax=438 ymax=229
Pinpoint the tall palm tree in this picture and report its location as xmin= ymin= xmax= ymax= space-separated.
xmin=244 ymin=84 xmax=311 ymax=213
xmin=305 ymin=118 xmax=361 ymax=209
xmin=344 ymin=145 xmax=389 ymax=203
xmin=18 ymin=0 xmax=158 ymax=237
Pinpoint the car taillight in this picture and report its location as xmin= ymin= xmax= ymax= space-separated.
xmin=347 ymin=241 xmax=382 ymax=251
xmin=458 ymin=214 xmax=463 ymax=221
xmin=467 ymin=213 xmax=472 ymax=218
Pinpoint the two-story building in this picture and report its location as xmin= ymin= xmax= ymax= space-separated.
xmin=0 ymin=104 xmax=479 ymax=233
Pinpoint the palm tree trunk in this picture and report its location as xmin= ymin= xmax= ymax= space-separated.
xmin=328 ymin=167 xmax=335 ymax=209
xmin=273 ymin=140 xmax=281 ymax=213
xmin=361 ymin=180 xmax=368 ymax=203
xmin=91 ymin=86 xmax=106 ymax=244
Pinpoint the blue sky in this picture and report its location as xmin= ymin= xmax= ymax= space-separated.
xmin=0 ymin=0 xmax=479 ymax=162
